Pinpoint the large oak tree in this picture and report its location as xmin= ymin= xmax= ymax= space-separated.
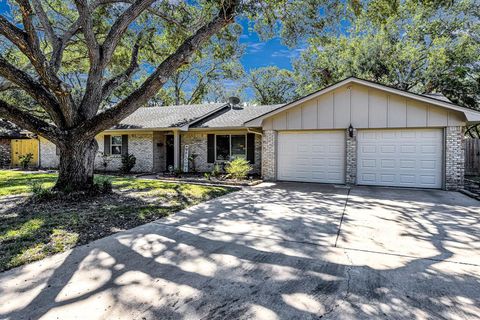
xmin=0 ymin=0 xmax=343 ymax=191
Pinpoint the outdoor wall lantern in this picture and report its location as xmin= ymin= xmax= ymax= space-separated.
xmin=348 ymin=124 xmax=354 ymax=138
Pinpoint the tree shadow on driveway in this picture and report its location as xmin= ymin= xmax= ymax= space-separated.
xmin=0 ymin=183 xmax=479 ymax=319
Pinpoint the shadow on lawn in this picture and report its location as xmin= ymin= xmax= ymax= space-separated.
xmin=0 ymin=184 xmax=230 ymax=272
xmin=0 ymin=183 xmax=479 ymax=319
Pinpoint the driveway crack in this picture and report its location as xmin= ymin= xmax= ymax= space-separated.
xmin=334 ymin=187 xmax=351 ymax=247
xmin=320 ymin=249 xmax=353 ymax=318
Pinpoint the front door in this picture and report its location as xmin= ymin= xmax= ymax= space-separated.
xmin=165 ymin=135 xmax=174 ymax=170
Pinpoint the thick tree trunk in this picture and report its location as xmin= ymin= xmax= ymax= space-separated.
xmin=54 ymin=138 xmax=98 ymax=192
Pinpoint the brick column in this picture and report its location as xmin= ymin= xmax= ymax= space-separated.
xmin=262 ymin=130 xmax=277 ymax=181
xmin=345 ymin=128 xmax=357 ymax=185
xmin=445 ymin=126 xmax=465 ymax=190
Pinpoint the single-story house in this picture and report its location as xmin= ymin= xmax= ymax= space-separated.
xmin=38 ymin=77 xmax=480 ymax=190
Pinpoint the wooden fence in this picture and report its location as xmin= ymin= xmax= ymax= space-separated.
xmin=465 ymin=138 xmax=480 ymax=176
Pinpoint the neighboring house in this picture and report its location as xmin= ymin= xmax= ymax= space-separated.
xmin=38 ymin=77 xmax=480 ymax=190
xmin=0 ymin=119 xmax=38 ymax=168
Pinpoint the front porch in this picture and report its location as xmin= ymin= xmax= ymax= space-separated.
xmin=152 ymin=130 xmax=181 ymax=173
xmin=153 ymin=130 xmax=262 ymax=174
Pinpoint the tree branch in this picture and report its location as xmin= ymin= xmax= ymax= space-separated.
xmin=31 ymin=0 xmax=59 ymax=50
xmin=96 ymin=0 xmax=188 ymax=30
xmin=0 ymin=15 xmax=30 ymax=52
xmin=101 ymin=0 xmax=154 ymax=67
xmin=0 ymin=80 xmax=17 ymax=92
xmin=74 ymin=0 xmax=103 ymax=119
xmin=75 ymin=0 xmax=239 ymax=137
xmin=0 ymin=99 xmax=60 ymax=142
xmin=101 ymin=39 xmax=141 ymax=100
xmin=11 ymin=0 xmax=76 ymax=125
xmin=51 ymin=19 xmax=81 ymax=72
xmin=0 ymin=55 xmax=66 ymax=126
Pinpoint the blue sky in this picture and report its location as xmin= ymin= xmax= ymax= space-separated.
xmin=237 ymin=19 xmax=304 ymax=71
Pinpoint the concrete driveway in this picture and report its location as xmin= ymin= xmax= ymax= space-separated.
xmin=1 ymin=183 xmax=479 ymax=320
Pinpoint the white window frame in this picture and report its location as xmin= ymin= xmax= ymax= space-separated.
xmin=214 ymin=134 xmax=247 ymax=161
xmin=111 ymin=135 xmax=122 ymax=155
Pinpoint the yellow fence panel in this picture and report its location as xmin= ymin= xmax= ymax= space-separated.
xmin=11 ymin=139 xmax=39 ymax=167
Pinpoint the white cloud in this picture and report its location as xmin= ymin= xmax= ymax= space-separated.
xmin=245 ymin=42 xmax=266 ymax=53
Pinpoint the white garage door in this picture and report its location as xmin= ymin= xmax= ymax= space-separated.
xmin=277 ymin=131 xmax=345 ymax=183
xmin=357 ymin=129 xmax=443 ymax=188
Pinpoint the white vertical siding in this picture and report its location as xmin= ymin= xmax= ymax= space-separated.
xmin=333 ymin=87 xmax=351 ymax=128
xmin=368 ymin=91 xmax=388 ymax=128
xmin=266 ymin=84 xmax=465 ymax=130
xmin=301 ymin=99 xmax=317 ymax=129
xmin=317 ymin=92 xmax=334 ymax=129
xmin=387 ymin=95 xmax=407 ymax=127
xmin=351 ymin=85 xmax=369 ymax=128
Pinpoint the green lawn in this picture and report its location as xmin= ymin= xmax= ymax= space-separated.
xmin=0 ymin=170 xmax=57 ymax=196
xmin=0 ymin=170 xmax=234 ymax=271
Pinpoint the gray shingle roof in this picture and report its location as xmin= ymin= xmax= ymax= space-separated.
xmin=110 ymin=103 xmax=281 ymax=130
xmin=112 ymin=103 xmax=225 ymax=130
xmin=190 ymin=104 xmax=283 ymax=128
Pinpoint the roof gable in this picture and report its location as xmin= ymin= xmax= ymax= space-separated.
xmin=245 ymin=77 xmax=480 ymax=126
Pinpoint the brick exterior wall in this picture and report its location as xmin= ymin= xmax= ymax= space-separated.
xmin=180 ymin=132 xmax=261 ymax=174
xmin=445 ymin=126 xmax=465 ymax=190
xmin=345 ymin=129 xmax=357 ymax=185
xmin=0 ymin=139 xmax=11 ymax=167
xmin=39 ymin=131 xmax=263 ymax=174
xmin=262 ymin=130 xmax=277 ymax=181
xmin=40 ymin=133 xmax=154 ymax=172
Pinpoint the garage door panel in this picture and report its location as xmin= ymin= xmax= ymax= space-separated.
xmin=400 ymin=159 xmax=415 ymax=169
xmin=278 ymin=131 xmax=345 ymax=184
xmin=357 ymin=129 xmax=443 ymax=189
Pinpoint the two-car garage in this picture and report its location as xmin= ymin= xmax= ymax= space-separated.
xmin=246 ymin=78 xmax=477 ymax=190
xmin=277 ymin=128 xmax=443 ymax=189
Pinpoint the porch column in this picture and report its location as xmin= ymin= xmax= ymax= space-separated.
xmin=173 ymin=130 xmax=180 ymax=170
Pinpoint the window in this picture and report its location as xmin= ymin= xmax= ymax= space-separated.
xmin=111 ymin=135 xmax=122 ymax=155
xmin=215 ymin=135 xmax=246 ymax=161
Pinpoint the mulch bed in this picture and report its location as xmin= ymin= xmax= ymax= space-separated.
xmin=155 ymin=173 xmax=263 ymax=187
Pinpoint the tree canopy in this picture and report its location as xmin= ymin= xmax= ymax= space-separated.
xmin=292 ymin=0 xmax=480 ymax=110
xmin=246 ymin=66 xmax=298 ymax=104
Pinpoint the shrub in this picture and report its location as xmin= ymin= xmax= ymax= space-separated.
xmin=211 ymin=163 xmax=222 ymax=177
xmin=121 ymin=153 xmax=136 ymax=173
xmin=19 ymin=153 xmax=34 ymax=170
xmin=94 ymin=176 xmax=113 ymax=194
xmin=225 ymin=158 xmax=252 ymax=180
xmin=30 ymin=181 xmax=54 ymax=201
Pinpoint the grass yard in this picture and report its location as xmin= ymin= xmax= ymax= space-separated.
xmin=0 ymin=170 xmax=235 ymax=272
